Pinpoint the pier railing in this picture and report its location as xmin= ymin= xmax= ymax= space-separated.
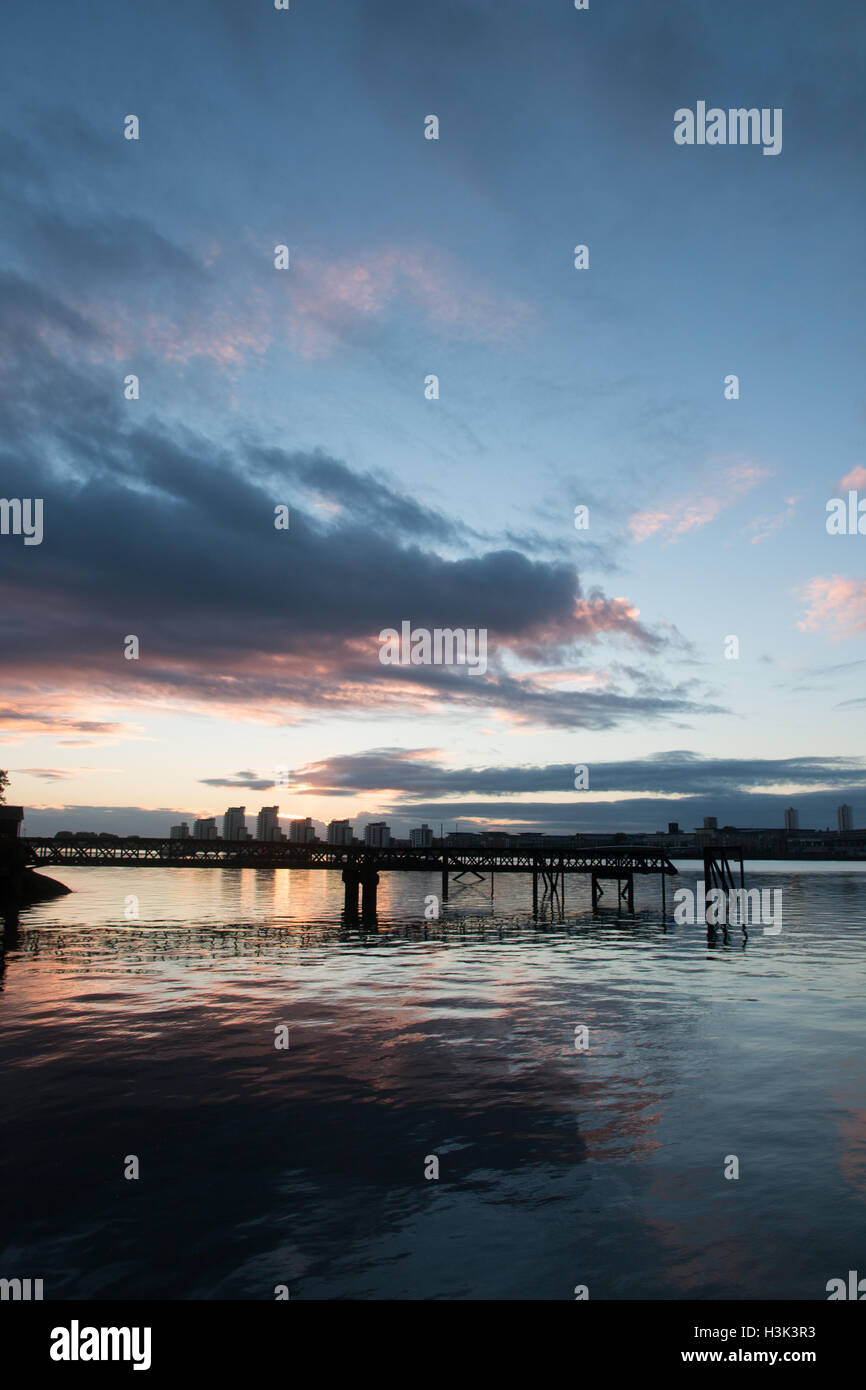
xmin=20 ymin=837 xmax=679 ymax=875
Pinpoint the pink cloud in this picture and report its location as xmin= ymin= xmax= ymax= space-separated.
xmin=78 ymin=294 xmax=272 ymax=369
xmin=573 ymin=595 xmax=642 ymax=631
xmin=0 ymin=702 xmax=142 ymax=746
xmin=503 ymin=594 xmax=654 ymax=662
xmin=839 ymin=466 xmax=866 ymax=489
xmin=284 ymin=247 xmax=533 ymax=358
xmin=797 ymin=575 xmax=866 ymax=637
xmin=629 ymin=461 xmax=771 ymax=544
xmin=0 ymin=595 xmax=660 ymax=744
xmin=70 ymin=244 xmax=533 ymax=371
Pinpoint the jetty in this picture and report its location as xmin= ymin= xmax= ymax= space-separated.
xmin=21 ymin=835 xmax=685 ymax=916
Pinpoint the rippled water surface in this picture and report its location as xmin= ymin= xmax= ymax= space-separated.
xmin=1 ymin=862 xmax=864 ymax=1299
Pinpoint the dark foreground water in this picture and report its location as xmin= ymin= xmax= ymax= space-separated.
xmin=0 ymin=862 xmax=864 ymax=1300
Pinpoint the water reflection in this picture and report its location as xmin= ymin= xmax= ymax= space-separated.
xmin=0 ymin=864 xmax=864 ymax=1299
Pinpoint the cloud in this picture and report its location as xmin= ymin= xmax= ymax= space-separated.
xmin=629 ymin=462 xmax=770 ymax=544
xmin=284 ymin=247 xmax=534 ymax=359
xmin=379 ymin=795 xmax=860 ymax=835
xmin=70 ymin=243 xmax=533 ymax=371
xmin=248 ymin=446 xmax=471 ymax=545
xmin=0 ymin=706 xmax=139 ymax=746
xmin=839 ymin=467 xmax=866 ymax=489
xmin=16 ymin=805 xmax=204 ymax=838
xmin=0 ymin=299 xmax=706 ymax=736
xmin=745 ymin=495 xmax=798 ymax=545
xmin=12 ymin=767 xmax=103 ymax=782
xmin=289 ymin=747 xmax=866 ymax=800
xmin=18 ymin=744 xmax=866 ymax=837
xmin=0 ymin=106 xmax=535 ymax=382
xmin=797 ymin=577 xmax=866 ymax=638
xmin=199 ymin=771 xmax=277 ymax=791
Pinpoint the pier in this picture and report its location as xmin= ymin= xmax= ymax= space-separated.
xmin=20 ymin=838 xmax=680 ymax=917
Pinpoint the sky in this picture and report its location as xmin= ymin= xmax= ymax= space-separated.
xmin=1 ymin=0 xmax=865 ymax=838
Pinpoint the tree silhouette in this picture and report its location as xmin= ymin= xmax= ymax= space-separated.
xmin=0 ymin=770 xmax=8 ymax=804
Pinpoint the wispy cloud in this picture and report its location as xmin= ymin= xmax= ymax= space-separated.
xmin=13 ymin=766 xmax=111 ymax=781
xmin=745 ymin=495 xmax=798 ymax=545
xmin=0 ymin=706 xmax=140 ymax=747
xmin=283 ymin=247 xmax=534 ymax=359
xmin=64 ymin=241 xmax=534 ymax=371
xmin=199 ymin=770 xmax=277 ymax=791
xmin=629 ymin=462 xmax=771 ymax=544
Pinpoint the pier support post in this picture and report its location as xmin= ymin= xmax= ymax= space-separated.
xmin=441 ymin=857 xmax=449 ymax=901
xmin=703 ymin=852 xmax=714 ymax=893
xmin=360 ymin=867 xmax=379 ymax=917
xmin=591 ymin=873 xmax=601 ymax=910
xmin=702 ymin=853 xmax=713 ymax=921
xmin=532 ymin=869 xmax=538 ymax=916
xmin=342 ymin=866 xmax=361 ymax=916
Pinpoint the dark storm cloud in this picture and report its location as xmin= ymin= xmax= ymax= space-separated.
xmin=0 ymin=91 xmax=704 ymax=735
xmin=0 ymin=391 xmax=599 ymax=643
xmin=0 ymin=280 xmax=711 ymax=731
xmin=292 ymin=749 xmax=866 ymax=799
xmin=249 ymin=445 xmax=471 ymax=546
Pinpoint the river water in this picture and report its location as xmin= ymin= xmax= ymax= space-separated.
xmin=0 ymin=861 xmax=864 ymax=1300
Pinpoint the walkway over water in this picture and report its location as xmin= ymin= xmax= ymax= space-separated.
xmin=21 ymin=838 xmax=683 ymax=915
